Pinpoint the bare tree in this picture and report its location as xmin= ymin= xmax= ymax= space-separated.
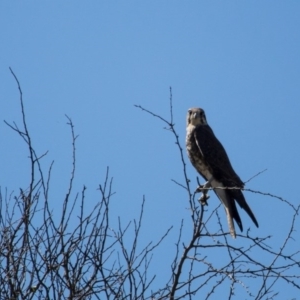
xmin=1 ymin=69 xmax=299 ymax=300
xmin=0 ymin=69 xmax=170 ymax=300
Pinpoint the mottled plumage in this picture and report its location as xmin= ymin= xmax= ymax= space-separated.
xmin=186 ymin=108 xmax=258 ymax=238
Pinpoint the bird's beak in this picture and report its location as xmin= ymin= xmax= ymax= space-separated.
xmin=192 ymin=112 xmax=198 ymax=119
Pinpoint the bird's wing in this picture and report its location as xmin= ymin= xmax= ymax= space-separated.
xmin=193 ymin=124 xmax=244 ymax=187
xmin=228 ymin=188 xmax=259 ymax=228
xmin=194 ymin=124 xmax=259 ymax=230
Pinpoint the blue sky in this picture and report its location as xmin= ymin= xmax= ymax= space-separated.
xmin=1 ymin=2 xmax=300 ymax=298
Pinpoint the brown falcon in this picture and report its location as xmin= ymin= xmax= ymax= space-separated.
xmin=186 ymin=107 xmax=258 ymax=238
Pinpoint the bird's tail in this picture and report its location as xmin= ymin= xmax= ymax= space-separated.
xmin=223 ymin=203 xmax=237 ymax=238
xmin=213 ymin=183 xmax=239 ymax=238
xmin=211 ymin=179 xmax=259 ymax=238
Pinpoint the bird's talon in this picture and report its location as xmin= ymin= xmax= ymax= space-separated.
xmin=195 ymin=185 xmax=204 ymax=193
xmin=199 ymin=193 xmax=210 ymax=206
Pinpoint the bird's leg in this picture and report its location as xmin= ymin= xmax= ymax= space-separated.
xmin=195 ymin=177 xmax=213 ymax=206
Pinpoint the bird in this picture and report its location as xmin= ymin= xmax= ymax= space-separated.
xmin=186 ymin=107 xmax=258 ymax=238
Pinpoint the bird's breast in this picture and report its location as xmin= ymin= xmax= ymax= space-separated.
xmin=186 ymin=128 xmax=212 ymax=180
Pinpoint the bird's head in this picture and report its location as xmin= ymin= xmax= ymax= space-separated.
xmin=187 ymin=108 xmax=207 ymax=127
